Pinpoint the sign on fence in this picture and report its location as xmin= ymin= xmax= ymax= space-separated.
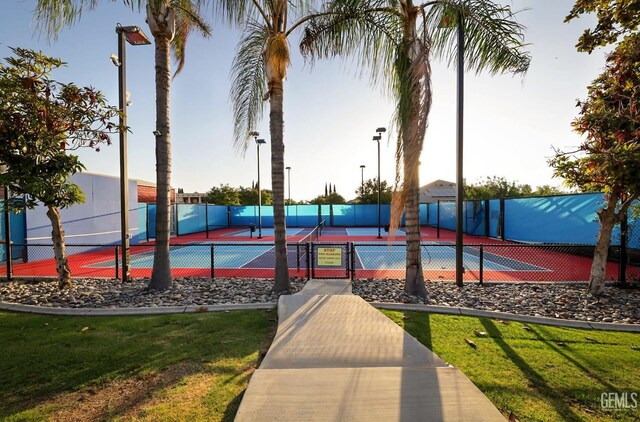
xmin=317 ymin=247 xmax=342 ymax=266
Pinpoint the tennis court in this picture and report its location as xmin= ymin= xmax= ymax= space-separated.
xmin=4 ymin=226 xmax=635 ymax=282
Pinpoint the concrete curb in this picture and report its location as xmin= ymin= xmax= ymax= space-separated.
xmin=0 ymin=301 xmax=276 ymax=316
xmin=2 ymin=299 xmax=638 ymax=332
xmin=371 ymin=302 xmax=640 ymax=333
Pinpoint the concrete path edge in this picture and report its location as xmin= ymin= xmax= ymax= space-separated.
xmin=1 ymin=300 xmax=639 ymax=332
xmin=372 ymin=302 xmax=640 ymax=332
xmin=0 ymin=301 xmax=276 ymax=316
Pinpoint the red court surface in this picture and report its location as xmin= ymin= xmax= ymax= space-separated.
xmin=1 ymin=227 xmax=637 ymax=283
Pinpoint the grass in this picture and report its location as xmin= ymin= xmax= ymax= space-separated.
xmin=1 ymin=309 xmax=639 ymax=421
xmin=0 ymin=310 xmax=276 ymax=421
xmin=381 ymin=310 xmax=640 ymax=422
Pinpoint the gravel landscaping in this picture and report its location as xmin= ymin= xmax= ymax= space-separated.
xmin=1 ymin=277 xmax=639 ymax=324
xmin=353 ymin=279 xmax=640 ymax=324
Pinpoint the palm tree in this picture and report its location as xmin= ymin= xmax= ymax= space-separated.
xmin=301 ymin=0 xmax=530 ymax=298
xmin=34 ymin=0 xmax=211 ymax=290
xmin=228 ymin=1 xmax=329 ymax=293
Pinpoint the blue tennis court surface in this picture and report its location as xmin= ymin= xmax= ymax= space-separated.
xmin=345 ymin=228 xmax=405 ymax=236
xmin=92 ymin=244 xmax=274 ymax=269
xmin=89 ymin=241 xmax=548 ymax=272
xmin=352 ymin=244 xmax=548 ymax=271
xmin=227 ymin=228 xmax=305 ymax=237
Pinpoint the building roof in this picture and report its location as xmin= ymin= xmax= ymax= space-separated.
xmin=419 ymin=179 xmax=456 ymax=200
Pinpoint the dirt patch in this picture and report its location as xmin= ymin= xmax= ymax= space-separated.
xmin=48 ymin=362 xmax=202 ymax=421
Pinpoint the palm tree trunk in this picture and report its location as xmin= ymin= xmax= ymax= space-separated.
xmin=404 ymin=159 xmax=426 ymax=297
xmin=149 ymin=32 xmax=173 ymax=290
xmin=402 ymin=6 xmax=427 ymax=298
xmin=46 ymin=206 xmax=71 ymax=288
xmin=270 ymin=77 xmax=290 ymax=293
xmin=589 ymin=195 xmax=618 ymax=296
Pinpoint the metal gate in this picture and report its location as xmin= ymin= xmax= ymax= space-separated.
xmin=310 ymin=242 xmax=351 ymax=279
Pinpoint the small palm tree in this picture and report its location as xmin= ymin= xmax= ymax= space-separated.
xmin=34 ymin=0 xmax=211 ymax=290
xmin=228 ymin=1 xmax=327 ymax=293
xmin=301 ymin=0 xmax=530 ymax=298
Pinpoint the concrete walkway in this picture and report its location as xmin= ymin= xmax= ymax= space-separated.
xmin=235 ymin=280 xmax=505 ymax=421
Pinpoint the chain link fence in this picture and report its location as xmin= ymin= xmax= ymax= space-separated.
xmin=1 ymin=241 xmax=638 ymax=283
xmin=0 ymin=242 xmax=312 ymax=280
xmin=350 ymin=243 xmax=639 ymax=283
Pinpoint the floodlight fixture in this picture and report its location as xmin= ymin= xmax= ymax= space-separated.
xmin=117 ymin=25 xmax=152 ymax=46
xmin=376 ymin=127 xmax=386 ymax=133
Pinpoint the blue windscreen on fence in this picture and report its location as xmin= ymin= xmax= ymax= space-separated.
xmin=0 ymin=207 xmax=26 ymax=261
xmin=229 ymin=206 xmax=256 ymax=226
xmin=439 ymin=202 xmax=456 ymax=231
xmin=629 ymin=202 xmax=639 ymax=249
xmin=147 ymin=204 xmax=156 ymax=238
xmin=321 ymin=205 xmax=331 ymax=225
xmin=489 ymin=199 xmax=500 ymax=238
xmin=419 ymin=204 xmax=428 ymax=225
xmin=466 ymin=201 xmax=486 ymax=236
xmin=332 ymin=204 xmax=355 ymax=226
xmin=177 ymin=204 xmax=207 ymax=235
xmin=133 ymin=204 xmax=147 ymax=243
xmin=504 ymin=193 xmax=605 ymax=244
xmin=228 ymin=206 xmax=275 ymax=227
xmin=285 ymin=204 xmax=318 ymax=227
xmin=137 ymin=196 xmax=639 ymax=249
xmin=207 ymin=205 xmax=228 ymax=228
xmin=426 ymin=203 xmax=437 ymax=226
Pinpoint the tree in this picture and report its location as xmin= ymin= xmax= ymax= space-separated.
xmin=550 ymin=33 xmax=640 ymax=296
xmin=229 ymin=1 xmax=330 ymax=293
xmin=206 ymin=184 xmax=240 ymax=205
xmin=309 ymin=192 xmax=346 ymax=205
xmin=238 ymin=186 xmax=273 ymax=205
xmin=565 ymin=0 xmax=640 ymax=53
xmin=532 ymin=185 xmax=565 ymax=196
xmin=357 ymin=178 xmax=393 ymax=204
xmin=35 ymin=0 xmax=212 ymax=290
xmin=301 ymin=0 xmax=530 ymax=297
xmin=0 ymin=48 xmax=121 ymax=287
xmin=464 ymin=176 xmax=529 ymax=200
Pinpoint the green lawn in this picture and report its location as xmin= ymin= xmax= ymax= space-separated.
xmin=382 ymin=310 xmax=640 ymax=422
xmin=0 ymin=310 xmax=276 ymax=421
xmin=1 ymin=309 xmax=639 ymax=421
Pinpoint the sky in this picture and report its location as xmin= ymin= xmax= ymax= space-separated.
xmin=1 ymin=1 xmax=608 ymax=202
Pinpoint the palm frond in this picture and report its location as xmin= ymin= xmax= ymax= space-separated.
xmin=34 ymin=0 xmax=98 ymax=39
xmin=230 ymin=20 xmax=269 ymax=153
xmin=171 ymin=0 xmax=213 ymax=77
xmin=425 ymin=0 xmax=531 ymax=75
xmin=211 ymin=0 xmax=252 ymax=26
xmin=299 ymin=0 xmax=401 ymax=97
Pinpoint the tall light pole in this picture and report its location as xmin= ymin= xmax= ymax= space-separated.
xmin=359 ymin=165 xmax=365 ymax=200
xmin=255 ymin=136 xmax=266 ymax=239
xmin=454 ymin=14 xmax=465 ymax=287
xmin=286 ymin=166 xmax=291 ymax=205
xmin=114 ymin=24 xmax=151 ymax=282
xmin=373 ymin=127 xmax=386 ymax=239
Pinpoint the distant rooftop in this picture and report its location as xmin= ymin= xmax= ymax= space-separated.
xmin=419 ymin=179 xmax=456 ymax=203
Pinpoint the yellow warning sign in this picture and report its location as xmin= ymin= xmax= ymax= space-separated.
xmin=317 ymin=247 xmax=343 ymax=266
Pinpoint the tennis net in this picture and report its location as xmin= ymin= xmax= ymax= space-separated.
xmin=298 ymin=220 xmax=325 ymax=244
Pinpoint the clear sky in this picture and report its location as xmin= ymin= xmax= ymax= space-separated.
xmin=1 ymin=1 xmax=607 ymax=202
